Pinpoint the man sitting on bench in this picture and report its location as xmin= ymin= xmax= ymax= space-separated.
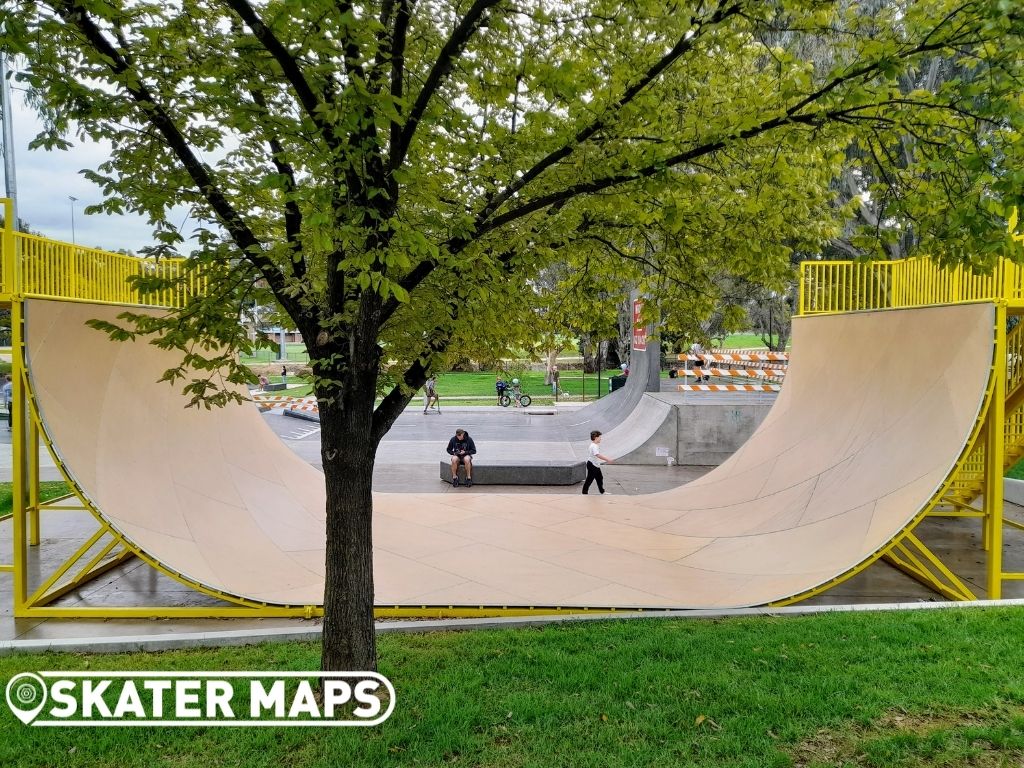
xmin=446 ymin=428 xmax=477 ymax=487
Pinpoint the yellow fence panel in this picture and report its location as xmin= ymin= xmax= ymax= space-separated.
xmin=0 ymin=224 xmax=199 ymax=309
xmin=799 ymin=257 xmax=1024 ymax=316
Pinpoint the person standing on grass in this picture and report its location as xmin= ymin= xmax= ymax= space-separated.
xmin=550 ymin=365 xmax=560 ymax=398
xmin=582 ymin=430 xmax=613 ymax=495
xmin=424 ymin=375 xmax=441 ymax=413
xmin=446 ymin=428 xmax=476 ymax=487
xmin=2 ymin=375 xmax=11 ymax=431
xmin=495 ymin=374 xmax=508 ymax=405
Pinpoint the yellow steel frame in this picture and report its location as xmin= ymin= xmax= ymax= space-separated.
xmin=3 ymin=199 xmax=1023 ymax=621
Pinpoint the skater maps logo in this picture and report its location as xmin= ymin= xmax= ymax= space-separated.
xmin=5 ymin=671 xmax=394 ymax=727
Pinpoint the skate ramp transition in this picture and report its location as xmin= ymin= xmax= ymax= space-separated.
xmin=25 ymin=299 xmax=993 ymax=609
xmin=595 ymin=390 xmax=778 ymax=466
xmin=551 ymin=343 xmax=654 ymax=438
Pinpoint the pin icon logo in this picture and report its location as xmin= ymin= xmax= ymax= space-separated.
xmin=5 ymin=673 xmax=47 ymax=725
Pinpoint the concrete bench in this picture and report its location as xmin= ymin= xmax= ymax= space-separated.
xmin=262 ymin=382 xmax=288 ymax=392
xmin=439 ymin=459 xmax=585 ymax=485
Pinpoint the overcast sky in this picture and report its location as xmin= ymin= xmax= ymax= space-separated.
xmin=3 ymin=71 xmax=193 ymax=254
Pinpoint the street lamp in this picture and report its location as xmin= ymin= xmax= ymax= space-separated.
xmin=68 ymin=196 xmax=77 ymax=244
xmin=0 ymin=55 xmax=19 ymax=225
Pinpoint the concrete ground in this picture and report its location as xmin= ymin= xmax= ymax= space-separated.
xmin=2 ymin=404 xmax=1022 ymax=645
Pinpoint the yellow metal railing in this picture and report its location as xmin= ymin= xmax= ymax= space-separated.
xmin=799 ymin=257 xmax=1024 ymax=315
xmin=1 ymin=200 xmax=201 ymax=308
xmin=1008 ymin=319 xmax=1024 ymax=396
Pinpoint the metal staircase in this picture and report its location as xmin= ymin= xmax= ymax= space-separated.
xmin=941 ymin=320 xmax=1024 ymax=509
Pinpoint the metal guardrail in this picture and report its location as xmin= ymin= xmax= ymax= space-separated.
xmin=2 ymin=198 xmax=200 ymax=308
xmin=798 ymin=257 xmax=1024 ymax=316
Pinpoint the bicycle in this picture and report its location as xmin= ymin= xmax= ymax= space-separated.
xmin=499 ymin=390 xmax=532 ymax=408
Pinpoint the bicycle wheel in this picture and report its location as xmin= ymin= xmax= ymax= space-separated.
xmin=499 ymin=394 xmax=511 ymax=407
xmin=519 ymin=395 xmax=531 ymax=407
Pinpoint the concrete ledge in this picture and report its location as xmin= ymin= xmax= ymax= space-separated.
xmin=1005 ymin=477 xmax=1024 ymax=506
xmin=262 ymin=382 xmax=288 ymax=391
xmin=283 ymin=409 xmax=320 ymax=423
xmin=439 ymin=459 xmax=585 ymax=485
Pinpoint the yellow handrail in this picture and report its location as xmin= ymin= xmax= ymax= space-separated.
xmin=801 ymin=211 xmax=1024 ymax=316
xmin=799 ymin=257 xmax=1024 ymax=316
xmin=1 ymin=205 xmax=201 ymax=309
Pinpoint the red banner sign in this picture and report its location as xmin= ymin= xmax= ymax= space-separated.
xmin=632 ymin=299 xmax=646 ymax=352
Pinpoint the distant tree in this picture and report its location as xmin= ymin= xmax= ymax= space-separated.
xmin=747 ymin=290 xmax=794 ymax=352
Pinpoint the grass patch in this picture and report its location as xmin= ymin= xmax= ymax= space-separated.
xmin=252 ymin=370 xmax=624 ymax=402
xmin=239 ymin=345 xmax=310 ymax=364
xmin=428 ymin=370 xmax=624 ymax=399
xmin=0 ymin=481 xmax=70 ymax=517
xmin=1006 ymin=459 xmax=1024 ymax=480
xmin=3 ymin=608 xmax=1024 ymax=766
xmin=790 ymin=708 xmax=1024 ymax=767
xmin=718 ymin=333 xmax=769 ymax=349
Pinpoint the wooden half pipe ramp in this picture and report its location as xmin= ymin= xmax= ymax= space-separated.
xmin=24 ymin=299 xmax=994 ymax=610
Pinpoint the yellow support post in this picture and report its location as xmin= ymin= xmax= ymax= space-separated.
xmin=29 ymin=415 xmax=40 ymax=546
xmin=984 ymin=302 xmax=1006 ymax=599
xmin=10 ymin=302 xmax=27 ymax=615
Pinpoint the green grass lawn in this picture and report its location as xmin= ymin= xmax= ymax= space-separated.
xmin=3 ymin=608 xmax=1024 ymax=766
xmin=430 ymin=370 xmax=624 ymax=399
xmin=718 ymin=333 xmax=769 ymax=349
xmin=252 ymin=370 xmax=626 ymax=403
xmin=239 ymin=345 xmax=310 ymax=364
xmin=0 ymin=481 xmax=70 ymax=518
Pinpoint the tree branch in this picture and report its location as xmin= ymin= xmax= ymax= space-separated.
xmin=222 ymin=0 xmax=339 ymax=150
xmin=389 ymin=0 xmax=413 ymax=171
xmin=56 ymin=0 xmax=303 ymax=320
xmin=479 ymin=25 xmax=994 ymax=236
xmin=391 ymin=0 xmax=502 ymax=170
xmin=478 ymin=0 xmax=743 ymax=224
xmin=249 ymin=88 xmax=306 ymax=282
xmin=371 ymin=356 xmax=429 ymax=442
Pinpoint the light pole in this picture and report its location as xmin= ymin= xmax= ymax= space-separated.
xmin=1 ymin=54 xmax=19 ymax=225
xmin=68 ymin=196 xmax=77 ymax=244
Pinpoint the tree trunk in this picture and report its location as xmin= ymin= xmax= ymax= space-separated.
xmin=544 ymin=348 xmax=558 ymax=385
xmin=318 ymin=396 xmax=378 ymax=672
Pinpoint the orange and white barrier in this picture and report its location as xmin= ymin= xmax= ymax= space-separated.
xmin=690 ymin=368 xmax=786 ymax=379
xmin=678 ymin=352 xmax=789 ymax=362
xmin=252 ymin=394 xmax=317 ymax=411
xmin=677 ymin=384 xmax=781 ymax=392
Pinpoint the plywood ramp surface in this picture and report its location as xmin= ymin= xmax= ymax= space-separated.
xmin=25 ymin=300 xmax=993 ymax=608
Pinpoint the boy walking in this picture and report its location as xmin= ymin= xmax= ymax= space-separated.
xmin=582 ymin=430 xmax=613 ymax=494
